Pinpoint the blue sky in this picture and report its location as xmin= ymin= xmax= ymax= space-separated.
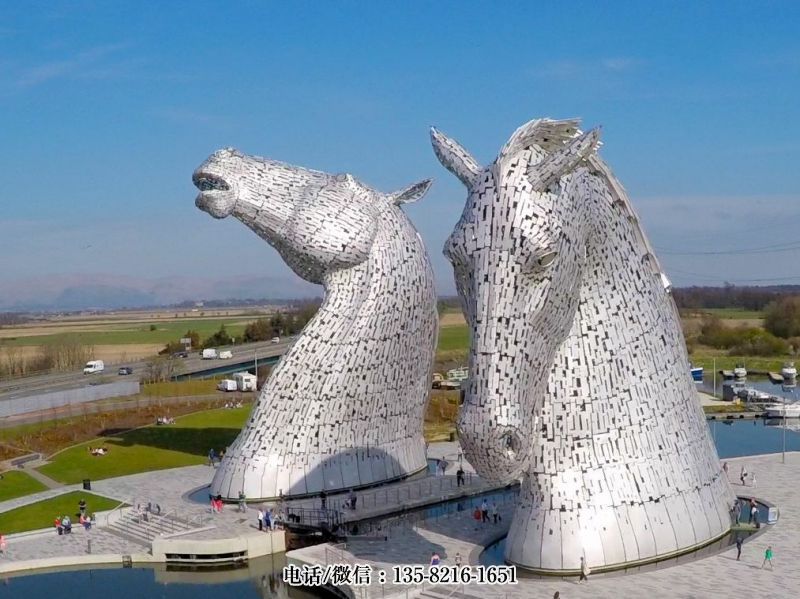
xmin=1 ymin=1 xmax=799 ymax=307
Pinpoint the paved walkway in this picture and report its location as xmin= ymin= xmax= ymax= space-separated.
xmin=288 ymin=452 xmax=800 ymax=599
xmin=19 ymin=467 xmax=62 ymax=490
xmin=0 ymin=445 xmax=495 ymax=569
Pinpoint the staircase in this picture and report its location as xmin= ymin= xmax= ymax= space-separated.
xmin=105 ymin=509 xmax=211 ymax=548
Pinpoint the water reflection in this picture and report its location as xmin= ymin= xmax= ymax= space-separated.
xmin=0 ymin=554 xmax=332 ymax=599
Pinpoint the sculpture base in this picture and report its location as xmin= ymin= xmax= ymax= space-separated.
xmin=504 ymin=472 xmax=735 ymax=572
xmin=507 ymin=527 xmax=731 ymax=575
xmin=210 ymin=437 xmax=428 ymax=501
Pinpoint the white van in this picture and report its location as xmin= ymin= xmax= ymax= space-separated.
xmin=217 ymin=379 xmax=237 ymax=392
xmin=202 ymin=348 xmax=218 ymax=359
xmin=218 ymin=350 xmax=233 ymax=359
xmin=83 ymin=360 xmax=105 ymax=374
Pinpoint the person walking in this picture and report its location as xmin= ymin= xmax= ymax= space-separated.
xmin=454 ymin=552 xmax=462 ymax=567
xmin=0 ymin=533 xmax=6 ymax=555
xmin=456 ymin=467 xmax=465 ymax=487
xmin=740 ymin=465 xmax=747 ymax=486
xmin=723 ymin=462 xmax=729 ymax=477
xmin=735 ymin=536 xmax=743 ymax=561
xmin=578 ymin=556 xmax=590 ymax=582
xmin=491 ymin=502 xmax=499 ymax=524
xmin=78 ymin=498 xmax=87 ymax=517
xmin=257 ymin=508 xmax=264 ymax=531
xmin=751 ymin=473 xmax=757 ymax=488
xmin=430 ymin=552 xmax=441 ymax=566
xmin=750 ymin=503 xmax=759 ymax=525
xmin=480 ymin=500 xmax=489 ymax=523
xmin=208 ymin=448 xmax=216 ymax=467
xmin=348 ymin=489 xmax=357 ymax=510
xmin=238 ymin=491 xmax=247 ymax=513
xmin=320 ymin=490 xmax=327 ymax=510
xmin=762 ymin=545 xmax=774 ymax=570
xmin=55 ymin=516 xmax=63 ymax=536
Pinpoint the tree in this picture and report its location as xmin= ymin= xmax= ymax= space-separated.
xmin=764 ymin=296 xmax=800 ymax=339
xmin=203 ymin=324 xmax=233 ymax=348
xmin=243 ymin=319 xmax=271 ymax=342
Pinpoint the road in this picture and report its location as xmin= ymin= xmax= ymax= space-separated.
xmin=0 ymin=338 xmax=295 ymax=401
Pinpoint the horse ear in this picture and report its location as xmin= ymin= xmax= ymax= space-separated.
xmin=526 ymin=128 xmax=601 ymax=192
xmin=430 ymin=127 xmax=481 ymax=188
xmin=390 ymin=179 xmax=433 ymax=205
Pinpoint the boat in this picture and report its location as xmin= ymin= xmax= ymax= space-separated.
xmin=764 ymin=402 xmax=800 ymax=418
xmin=733 ymin=364 xmax=747 ymax=380
xmin=690 ymin=365 xmax=704 ymax=383
xmin=781 ymin=362 xmax=797 ymax=387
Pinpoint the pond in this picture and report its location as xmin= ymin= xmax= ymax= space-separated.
xmin=709 ymin=418 xmax=800 ymax=458
xmin=0 ymin=554 xmax=327 ymax=598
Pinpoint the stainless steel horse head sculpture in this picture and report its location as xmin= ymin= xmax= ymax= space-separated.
xmin=432 ymin=119 xmax=734 ymax=573
xmin=195 ymin=148 xmax=438 ymax=500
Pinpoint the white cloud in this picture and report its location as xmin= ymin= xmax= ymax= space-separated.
xmin=15 ymin=42 xmax=131 ymax=88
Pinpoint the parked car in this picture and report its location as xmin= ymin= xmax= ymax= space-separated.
xmin=172 ymin=351 xmax=189 ymax=359
xmin=218 ymin=350 xmax=233 ymax=359
xmin=271 ymin=337 xmax=280 ymax=344
xmin=118 ymin=366 xmax=133 ymax=375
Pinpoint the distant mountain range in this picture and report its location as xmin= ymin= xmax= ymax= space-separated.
xmin=0 ymin=274 xmax=321 ymax=312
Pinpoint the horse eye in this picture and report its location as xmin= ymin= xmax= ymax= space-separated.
xmin=537 ymin=251 xmax=558 ymax=268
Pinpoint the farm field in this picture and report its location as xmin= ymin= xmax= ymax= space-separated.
xmin=0 ymin=317 xmax=252 ymax=346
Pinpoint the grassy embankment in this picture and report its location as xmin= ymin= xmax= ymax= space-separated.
xmin=36 ymin=406 xmax=251 ymax=484
xmin=0 ymin=470 xmax=48 ymax=502
xmin=0 ymin=491 xmax=122 ymax=534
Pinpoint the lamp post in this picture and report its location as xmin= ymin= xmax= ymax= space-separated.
xmin=782 ymin=386 xmax=789 ymax=464
xmin=713 ymin=358 xmax=717 ymax=398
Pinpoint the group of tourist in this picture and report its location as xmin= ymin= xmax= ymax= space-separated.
xmin=155 ymin=415 xmax=175 ymax=425
xmin=472 ymin=500 xmax=500 ymax=525
xmin=209 ymin=494 xmax=225 ymax=513
xmin=224 ymin=401 xmax=243 ymax=409
xmin=723 ymin=462 xmax=757 ymax=488
xmin=731 ymin=496 xmax=762 ymax=527
xmin=208 ymin=448 xmax=226 ymax=466
xmin=257 ymin=507 xmax=277 ymax=531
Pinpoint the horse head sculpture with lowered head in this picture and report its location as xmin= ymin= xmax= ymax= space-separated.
xmin=432 ymin=119 xmax=733 ymax=572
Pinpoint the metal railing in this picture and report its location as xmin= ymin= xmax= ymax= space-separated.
xmin=316 ymin=472 xmax=478 ymax=514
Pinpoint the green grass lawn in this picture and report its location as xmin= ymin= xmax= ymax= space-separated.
xmin=0 ymin=491 xmax=121 ymax=535
xmin=438 ymin=324 xmax=469 ymax=352
xmin=697 ymin=308 xmax=765 ymax=320
xmin=0 ymin=470 xmax=48 ymax=502
xmin=37 ymin=407 xmax=251 ymax=485
xmin=0 ymin=318 xmax=251 ymax=346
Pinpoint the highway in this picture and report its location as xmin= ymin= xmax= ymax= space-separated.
xmin=0 ymin=338 xmax=295 ymax=401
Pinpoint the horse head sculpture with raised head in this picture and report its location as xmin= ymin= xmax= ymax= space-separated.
xmin=195 ymin=148 xmax=438 ymax=501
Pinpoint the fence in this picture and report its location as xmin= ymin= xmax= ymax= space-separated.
xmin=0 ymin=381 xmax=140 ymax=418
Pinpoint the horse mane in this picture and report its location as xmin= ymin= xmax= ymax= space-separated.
xmin=502 ymin=118 xmax=668 ymax=286
xmin=585 ymin=153 xmax=667 ymax=284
